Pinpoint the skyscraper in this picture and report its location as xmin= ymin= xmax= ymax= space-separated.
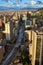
xmin=32 ymin=31 xmax=43 ymax=65
xmin=5 ymin=21 xmax=14 ymax=41
xmin=4 ymin=16 xmax=7 ymax=24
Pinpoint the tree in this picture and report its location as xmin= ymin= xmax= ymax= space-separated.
xmin=21 ymin=46 xmax=31 ymax=65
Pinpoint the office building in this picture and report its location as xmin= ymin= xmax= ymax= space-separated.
xmin=0 ymin=32 xmax=5 ymax=63
xmin=32 ymin=31 xmax=43 ymax=65
xmin=5 ymin=21 xmax=14 ymax=41
xmin=29 ymin=43 xmax=32 ymax=60
xmin=32 ymin=18 xmax=36 ymax=25
xmin=4 ymin=16 xmax=7 ymax=24
xmin=0 ymin=19 xmax=2 ymax=28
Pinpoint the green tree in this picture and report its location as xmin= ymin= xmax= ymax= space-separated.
xmin=21 ymin=47 xmax=31 ymax=65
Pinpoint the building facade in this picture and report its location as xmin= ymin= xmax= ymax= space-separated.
xmin=5 ymin=21 xmax=14 ymax=41
xmin=32 ymin=31 xmax=43 ymax=65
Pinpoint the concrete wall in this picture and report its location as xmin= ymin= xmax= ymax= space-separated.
xmin=32 ymin=31 xmax=37 ymax=65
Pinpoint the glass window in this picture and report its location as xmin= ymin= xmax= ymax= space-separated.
xmin=35 ymin=35 xmax=41 ymax=65
xmin=26 ymin=20 xmax=30 ymax=25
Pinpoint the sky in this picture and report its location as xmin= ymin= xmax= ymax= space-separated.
xmin=0 ymin=0 xmax=43 ymax=8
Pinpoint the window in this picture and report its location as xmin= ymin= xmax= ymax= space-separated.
xmin=35 ymin=35 xmax=41 ymax=65
xmin=26 ymin=20 xmax=30 ymax=25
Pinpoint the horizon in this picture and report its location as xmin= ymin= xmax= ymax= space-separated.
xmin=0 ymin=0 xmax=43 ymax=10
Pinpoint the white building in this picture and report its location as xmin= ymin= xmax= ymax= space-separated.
xmin=32 ymin=18 xmax=36 ymax=25
xmin=32 ymin=31 xmax=43 ymax=65
xmin=5 ymin=21 xmax=14 ymax=41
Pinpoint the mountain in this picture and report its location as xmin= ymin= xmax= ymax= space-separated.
xmin=0 ymin=6 xmax=42 ymax=11
xmin=38 ymin=7 xmax=43 ymax=10
xmin=0 ymin=6 xmax=18 ymax=10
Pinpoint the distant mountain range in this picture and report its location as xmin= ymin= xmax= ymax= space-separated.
xmin=0 ymin=6 xmax=39 ymax=10
xmin=0 ymin=6 xmax=43 ymax=11
xmin=0 ymin=1 xmax=43 ymax=10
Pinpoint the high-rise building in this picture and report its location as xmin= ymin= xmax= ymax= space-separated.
xmin=4 ymin=16 xmax=7 ymax=24
xmin=32 ymin=18 xmax=36 ymax=25
xmin=5 ymin=21 xmax=14 ymax=41
xmin=0 ymin=32 xmax=5 ymax=63
xmin=32 ymin=31 xmax=43 ymax=65
xmin=0 ymin=19 xmax=2 ymax=28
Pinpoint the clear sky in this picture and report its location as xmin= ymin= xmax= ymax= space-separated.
xmin=0 ymin=0 xmax=43 ymax=8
